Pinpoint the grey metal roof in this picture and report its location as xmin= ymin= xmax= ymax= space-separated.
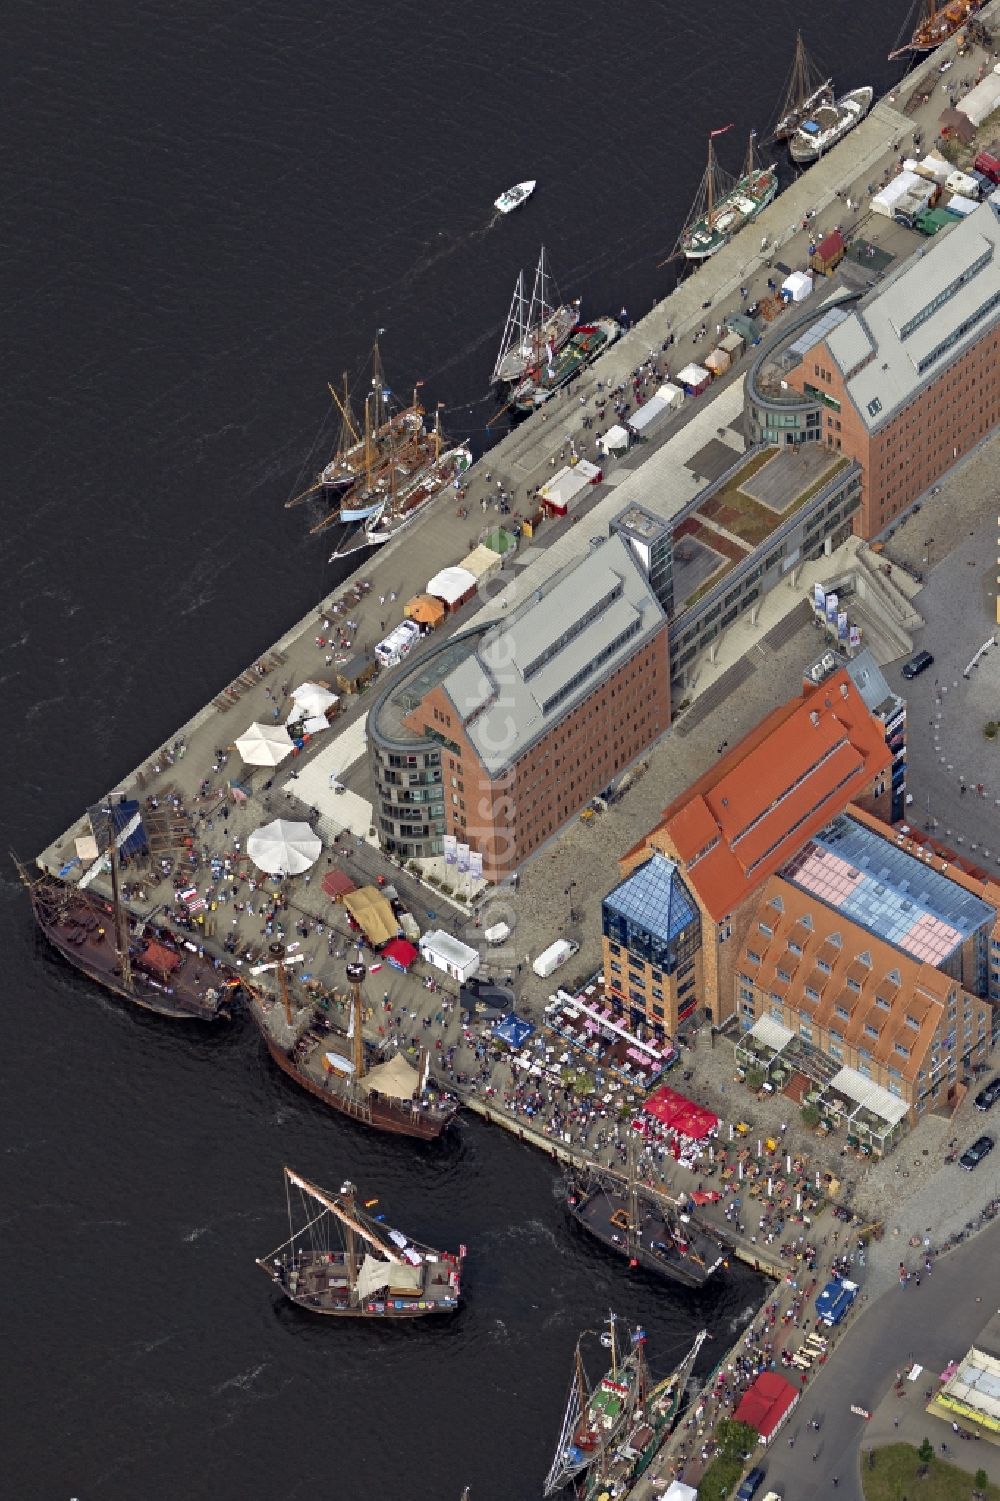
xmin=846 ymin=648 xmax=901 ymax=720
xmin=441 ymin=534 xmax=665 ymax=773
xmin=825 ymin=201 xmax=1000 ymax=430
xmin=785 ymin=304 xmax=850 ymax=364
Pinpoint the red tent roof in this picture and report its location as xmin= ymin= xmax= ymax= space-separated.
xmin=642 ymin=1085 xmax=718 ymax=1139
xmin=321 ymin=869 xmax=357 ymax=899
xmin=138 ymin=940 xmax=181 ymax=976
xmin=733 ymin=1372 xmax=799 ymax=1442
xmin=815 ymin=229 xmax=844 ymax=260
xmin=383 ymin=937 xmax=418 ymax=969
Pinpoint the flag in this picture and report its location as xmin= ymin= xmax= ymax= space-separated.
xmin=459 ymin=1243 xmax=468 ymax=1258
xmin=632 ymin=1326 xmax=647 ymax=1345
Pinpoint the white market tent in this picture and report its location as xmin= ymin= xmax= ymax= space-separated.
xmin=656 ymin=381 xmax=685 ymax=410
xmin=459 ymin=543 xmax=504 ymax=582
xmin=247 ymin=818 xmax=322 ymax=876
xmin=539 ymin=459 xmax=602 ymax=515
xmin=627 ymin=394 xmax=670 ymax=436
xmin=235 ymin=721 xmax=294 ymax=767
xmin=287 ymin=681 xmax=339 ymax=722
xmin=426 ymin=565 xmax=478 ymax=606
xmin=598 ymin=423 xmax=630 ymax=455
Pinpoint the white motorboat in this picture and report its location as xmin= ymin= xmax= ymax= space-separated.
xmin=790 ymin=86 xmax=873 ymax=164
xmin=495 ymin=180 xmax=536 ymax=214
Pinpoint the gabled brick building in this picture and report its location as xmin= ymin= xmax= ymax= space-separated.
xmin=602 ymin=669 xmax=893 ymax=1038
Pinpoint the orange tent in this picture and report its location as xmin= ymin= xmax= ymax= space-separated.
xmin=404 ymin=594 xmax=445 ymax=628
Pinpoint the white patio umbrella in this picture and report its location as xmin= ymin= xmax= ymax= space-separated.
xmin=287 ymin=681 xmax=339 ymax=722
xmin=247 ymin=818 xmax=322 ymax=876
xmin=234 ymin=721 xmax=294 ymax=767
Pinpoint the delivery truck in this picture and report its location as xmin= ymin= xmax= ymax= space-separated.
xmin=532 ymin=939 xmax=578 ymax=978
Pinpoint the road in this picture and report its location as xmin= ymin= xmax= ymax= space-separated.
xmin=759 ymin=1218 xmax=1000 ymax=1499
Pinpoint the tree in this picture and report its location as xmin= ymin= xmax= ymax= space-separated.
xmin=715 ymin=1419 xmax=757 ymax=1462
xmin=975 ymin=1466 xmax=989 ymax=1493
xmin=800 ymin=1103 xmax=821 ymax=1129
xmin=745 ymin=1066 xmax=766 ymax=1093
xmin=917 ymin=1437 xmax=934 ymax=1464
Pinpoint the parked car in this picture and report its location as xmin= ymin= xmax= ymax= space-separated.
xmin=901 ymin=649 xmax=934 ymax=679
xmin=959 ymin=1134 xmax=995 ymax=1171
xmin=975 ymin=1077 xmax=1000 ymax=1111
xmin=736 ymin=1469 xmax=767 ymax=1501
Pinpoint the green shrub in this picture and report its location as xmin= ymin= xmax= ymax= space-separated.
xmin=801 ymin=1103 xmax=821 ymax=1128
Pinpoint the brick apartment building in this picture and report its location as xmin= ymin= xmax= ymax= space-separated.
xmin=601 ymin=668 xmax=893 ymax=1039
xmin=746 ymin=199 xmax=1000 ymax=537
xmin=367 ymin=535 xmax=669 ymax=880
xmin=736 ymin=805 xmax=999 ymax=1121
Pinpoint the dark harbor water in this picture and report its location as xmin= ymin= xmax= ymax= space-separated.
xmin=3 ymin=3 xmax=906 ymax=1496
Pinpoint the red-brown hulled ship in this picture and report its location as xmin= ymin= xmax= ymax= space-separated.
xmin=246 ymin=959 xmax=458 ymax=1140
xmin=17 ymin=858 xmax=233 ymax=1022
xmin=257 ymin=1166 xmax=464 ymax=1318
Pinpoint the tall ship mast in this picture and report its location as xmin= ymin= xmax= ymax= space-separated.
xmin=543 ymin=1314 xmax=645 ymax=1497
xmin=771 ymin=32 xmax=833 ymax=141
xmin=889 ymin=0 xmax=984 ymax=60
xmin=257 ymin=1166 xmax=464 ymax=1318
xmin=677 ymin=127 xmax=778 ymax=262
xmin=565 ymin=1132 xmax=727 ymax=1289
xmin=245 ymin=956 xmax=458 ymax=1140
xmin=578 ymin=1329 xmax=709 ymax=1501
xmin=285 ymin=336 xmax=437 ymax=533
xmin=14 ymin=819 xmax=234 ymax=1022
xmin=357 ymin=408 xmax=471 ymax=554
xmin=492 ymin=247 xmax=580 ymax=387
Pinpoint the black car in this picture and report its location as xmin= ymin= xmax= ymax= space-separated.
xmin=901 ymin=650 xmax=934 ymax=680
xmin=736 ymin=1468 xmax=766 ymax=1501
xmin=975 ymin=1077 xmax=1000 ymax=1111
xmin=959 ymin=1135 xmax=995 ymax=1171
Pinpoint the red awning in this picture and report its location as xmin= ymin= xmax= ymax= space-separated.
xmin=815 ymin=230 xmax=844 ymax=260
xmin=138 ymin=941 xmax=181 ymax=977
xmin=382 ymin=937 xmax=418 ymax=970
xmin=733 ymin=1372 xmax=799 ymax=1442
xmin=321 ymin=869 xmax=357 ymax=899
xmin=642 ymin=1085 xmax=718 ymax=1139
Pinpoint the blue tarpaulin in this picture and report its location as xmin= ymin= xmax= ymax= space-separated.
xmin=87 ymin=798 xmax=148 ymax=863
xmin=493 ymin=1012 xmax=535 ymax=1049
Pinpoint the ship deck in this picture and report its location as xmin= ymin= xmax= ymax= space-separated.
xmin=267 ymin=1249 xmax=460 ymax=1315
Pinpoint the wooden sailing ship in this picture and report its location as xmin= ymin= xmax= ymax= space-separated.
xmin=492 ymin=247 xmax=580 ymax=386
xmin=285 ymin=337 xmax=440 ymax=533
xmin=566 ymin=1134 xmax=727 ymax=1289
xmin=578 ymin=1329 xmax=708 ymax=1501
xmin=771 ymin=32 xmax=833 ymax=141
xmin=257 ymin=1166 xmax=464 ymax=1318
xmin=676 ymin=127 xmax=778 ymax=262
xmin=543 ymin=1313 xmax=644 ymax=1497
xmin=15 ymin=826 xmax=233 ymax=1022
xmin=889 ymin=0 xmax=984 ymax=58
xmin=246 ymin=957 xmax=458 ymax=1139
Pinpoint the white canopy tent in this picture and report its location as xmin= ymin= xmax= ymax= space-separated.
xmin=287 ymin=681 xmax=339 ymax=723
xmin=234 ymin=721 xmax=294 ymax=767
xmin=246 ymin=818 xmax=322 ymax=876
xmin=355 ymin=1253 xmax=422 ymax=1302
xmin=359 ymin=1053 xmax=421 ymax=1099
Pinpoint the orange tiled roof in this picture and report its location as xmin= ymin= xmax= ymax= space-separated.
xmin=646 ymin=670 xmax=892 ymax=920
xmin=744 ymin=876 xmax=954 ymax=1085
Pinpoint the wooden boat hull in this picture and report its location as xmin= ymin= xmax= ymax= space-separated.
xmin=566 ymin=1182 xmax=726 ymax=1289
xmin=889 ymin=0 xmax=983 ymax=57
xmin=29 ymin=881 xmax=228 ymax=1022
xmin=271 ymin=1285 xmax=458 ymax=1318
xmin=260 ymin=1031 xmax=458 ymax=1140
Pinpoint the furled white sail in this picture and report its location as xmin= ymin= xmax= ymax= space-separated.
xmin=354 ymin=1254 xmax=422 ymax=1302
